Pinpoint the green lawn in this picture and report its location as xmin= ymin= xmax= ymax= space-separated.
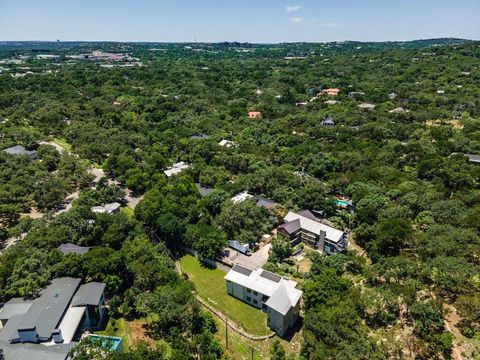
xmin=179 ymin=255 xmax=269 ymax=336
xmin=96 ymin=318 xmax=132 ymax=352
xmin=52 ymin=137 xmax=72 ymax=152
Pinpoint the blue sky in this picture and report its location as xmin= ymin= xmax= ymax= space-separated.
xmin=1 ymin=0 xmax=479 ymax=42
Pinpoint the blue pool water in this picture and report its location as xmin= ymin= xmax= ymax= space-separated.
xmin=87 ymin=335 xmax=123 ymax=352
xmin=336 ymin=200 xmax=348 ymax=207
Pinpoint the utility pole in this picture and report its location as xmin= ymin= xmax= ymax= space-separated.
xmin=225 ymin=316 xmax=228 ymax=349
xmin=250 ymin=346 xmax=255 ymax=360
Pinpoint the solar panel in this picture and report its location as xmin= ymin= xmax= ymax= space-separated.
xmin=260 ymin=270 xmax=282 ymax=283
xmin=232 ymin=265 xmax=253 ymax=276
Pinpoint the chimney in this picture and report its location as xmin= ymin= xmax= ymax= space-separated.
xmin=318 ymin=230 xmax=326 ymax=251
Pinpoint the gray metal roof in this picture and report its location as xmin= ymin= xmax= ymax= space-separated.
xmin=2 ymin=145 xmax=37 ymax=159
xmin=0 ymin=340 xmax=72 ymax=360
xmin=297 ymin=210 xmax=317 ymax=221
xmin=0 ymin=298 xmax=32 ymax=321
xmin=255 ymin=196 xmax=279 ymax=209
xmin=71 ymin=282 xmax=106 ymax=307
xmin=16 ymin=278 xmax=81 ymax=338
xmin=264 ymin=283 xmax=302 ymax=316
xmin=57 ymin=243 xmax=91 ymax=255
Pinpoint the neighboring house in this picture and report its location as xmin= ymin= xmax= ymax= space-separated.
xmin=57 ymin=243 xmax=91 ymax=255
xmin=190 ymin=133 xmax=209 ymax=140
xmin=389 ymin=107 xmax=409 ymax=114
xmin=248 ymin=111 xmax=262 ymax=119
xmin=321 ymin=117 xmax=335 ymax=127
xmin=255 ymin=196 xmax=280 ymax=210
xmin=348 ymin=91 xmax=365 ymax=97
xmin=324 ymin=99 xmax=339 ymax=105
xmin=218 ymin=139 xmax=236 ymax=148
xmin=295 ymin=101 xmax=308 ymax=106
xmin=465 ymin=154 xmax=480 ymax=164
xmin=277 ymin=211 xmax=347 ymax=254
xmin=195 ymin=183 xmax=214 ymax=197
xmin=358 ymin=103 xmax=376 ymax=110
xmin=0 ymin=278 xmax=106 ymax=359
xmin=225 ymin=265 xmax=302 ymax=337
xmin=231 ymin=191 xmax=254 ymax=204
xmin=319 ymin=88 xmax=340 ymax=96
xmin=2 ymin=145 xmax=37 ymax=159
xmin=164 ymin=161 xmax=190 ymax=177
xmin=91 ymin=202 xmax=121 ymax=214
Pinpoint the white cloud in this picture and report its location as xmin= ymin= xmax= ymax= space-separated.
xmin=286 ymin=5 xmax=301 ymax=13
xmin=290 ymin=17 xmax=303 ymax=24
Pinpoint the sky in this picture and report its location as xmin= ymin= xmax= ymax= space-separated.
xmin=1 ymin=0 xmax=479 ymax=43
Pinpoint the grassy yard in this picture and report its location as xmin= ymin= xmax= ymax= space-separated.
xmin=179 ymin=254 xmax=269 ymax=336
xmin=52 ymin=137 xmax=73 ymax=152
xmin=96 ymin=318 xmax=132 ymax=352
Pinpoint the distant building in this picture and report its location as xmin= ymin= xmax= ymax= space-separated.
xmin=348 ymin=91 xmax=365 ymax=97
xmin=225 ymin=265 xmax=302 ymax=337
xmin=321 ymin=117 xmax=335 ymax=127
xmin=190 ymin=133 xmax=209 ymax=140
xmin=324 ymin=100 xmax=339 ymax=105
xmin=319 ymin=88 xmax=340 ymax=96
xmin=248 ymin=111 xmax=262 ymax=119
xmin=277 ymin=211 xmax=347 ymax=254
xmin=164 ymin=161 xmax=190 ymax=177
xmin=2 ymin=145 xmax=37 ymax=159
xmin=255 ymin=196 xmax=280 ymax=210
xmin=389 ymin=107 xmax=409 ymax=114
xmin=195 ymin=183 xmax=214 ymax=197
xmin=91 ymin=202 xmax=121 ymax=214
xmin=0 ymin=278 xmax=106 ymax=359
xmin=465 ymin=154 xmax=480 ymax=164
xmin=231 ymin=191 xmax=254 ymax=204
xmin=218 ymin=139 xmax=236 ymax=148
xmin=57 ymin=243 xmax=91 ymax=255
xmin=358 ymin=103 xmax=376 ymax=110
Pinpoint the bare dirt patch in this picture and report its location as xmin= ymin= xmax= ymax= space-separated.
xmin=129 ymin=320 xmax=156 ymax=347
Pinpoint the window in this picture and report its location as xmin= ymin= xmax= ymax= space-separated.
xmin=246 ymin=288 xmax=251 ymax=293
xmin=253 ymin=299 xmax=258 ymax=305
xmin=246 ymin=296 xmax=252 ymax=302
xmin=253 ymin=291 xmax=258 ymax=296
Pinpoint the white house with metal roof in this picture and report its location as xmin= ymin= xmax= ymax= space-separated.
xmin=224 ymin=265 xmax=302 ymax=336
xmin=164 ymin=161 xmax=190 ymax=177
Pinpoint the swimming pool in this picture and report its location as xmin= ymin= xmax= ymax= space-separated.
xmin=86 ymin=334 xmax=123 ymax=352
xmin=336 ymin=200 xmax=349 ymax=207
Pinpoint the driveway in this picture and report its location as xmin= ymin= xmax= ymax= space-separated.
xmin=223 ymin=243 xmax=271 ymax=270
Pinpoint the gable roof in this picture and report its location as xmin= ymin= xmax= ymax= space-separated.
xmin=0 ymin=299 xmax=32 ymax=321
xmin=465 ymin=154 xmax=480 ymax=163
xmin=278 ymin=218 xmax=301 ymax=235
xmin=265 ymin=283 xmax=302 ymax=315
xmin=3 ymin=145 xmax=37 ymax=159
xmin=195 ymin=183 xmax=214 ymax=197
xmin=71 ymin=282 xmax=106 ymax=307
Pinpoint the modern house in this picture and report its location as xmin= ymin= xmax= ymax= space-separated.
xmin=57 ymin=243 xmax=91 ymax=255
xmin=0 ymin=278 xmax=106 ymax=359
xmin=225 ymin=265 xmax=302 ymax=337
xmin=164 ymin=161 xmax=190 ymax=177
xmin=277 ymin=211 xmax=347 ymax=254
xmin=2 ymin=145 xmax=37 ymax=159
xmin=358 ymin=103 xmax=376 ymax=110
xmin=91 ymin=202 xmax=121 ymax=214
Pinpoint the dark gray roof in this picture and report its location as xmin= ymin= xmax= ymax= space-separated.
xmin=3 ymin=145 xmax=37 ymax=159
xmin=297 ymin=210 xmax=317 ymax=221
xmin=322 ymin=117 xmax=335 ymax=126
xmin=16 ymin=278 xmax=81 ymax=339
xmin=0 ymin=299 xmax=32 ymax=321
xmin=465 ymin=154 xmax=480 ymax=163
xmin=278 ymin=218 xmax=301 ymax=235
xmin=255 ymin=196 xmax=279 ymax=209
xmin=190 ymin=133 xmax=209 ymax=140
xmin=71 ymin=282 xmax=106 ymax=307
xmin=0 ymin=340 xmax=72 ymax=360
xmin=195 ymin=183 xmax=214 ymax=197
xmin=57 ymin=243 xmax=91 ymax=255
xmin=231 ymin=264 xmax=253 ymax=277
